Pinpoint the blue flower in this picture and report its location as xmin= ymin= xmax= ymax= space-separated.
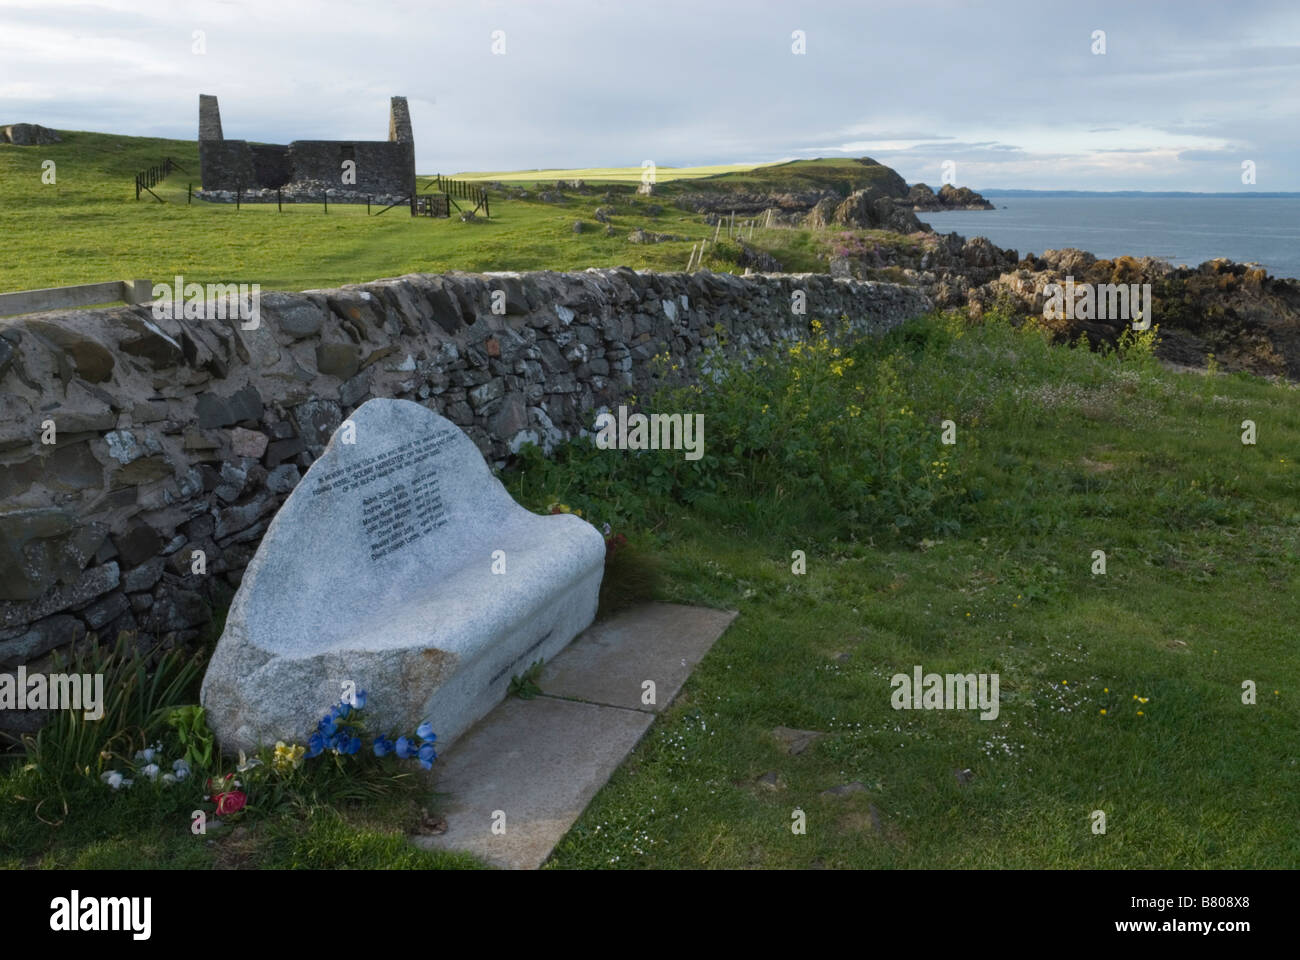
xmin=306 ymin=732 xmax=326 ymax=758
xmin=352 ymin=689 xmax=368 ymax=710
xmin=416 ymin=722 xmax=437 ymax=742
xmin=318 ymin=713 xmax=339 ymax=737
xmin=395 ymin=736 xmax=416 ymax=759
xmin=345 ymin=736 xmax=361 ymax=755
xmin=418 ymin=742 xmax=437 ymax=769
xmin=373 ymin=735 xmax=393 ymax=757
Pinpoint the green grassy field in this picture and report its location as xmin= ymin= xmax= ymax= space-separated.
xmin=3 ymin=130 xmax=1297 ymax=869
xmin=2 ymin=132 xmax=812 ymax=295
xmin=455 ymin=162 xmax=774 ymax=182
xmin=518 ymin=315 xmax=1300 ymax=868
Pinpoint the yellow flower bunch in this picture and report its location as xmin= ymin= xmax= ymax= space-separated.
xmin=273 ymin=741 xmax=305 ymax=773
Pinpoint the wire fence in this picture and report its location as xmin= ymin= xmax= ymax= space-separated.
xmin=134 ymin=157 xmax=183 ymax=202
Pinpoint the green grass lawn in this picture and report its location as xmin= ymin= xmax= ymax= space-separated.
xmin=507 ymin=314 xmax=1300 ymax=869
xmin=3 ymin=311 xmax=1295 ymax=869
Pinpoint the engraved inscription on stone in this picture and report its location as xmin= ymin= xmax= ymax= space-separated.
xmin=488 ymin=630 xmax=554 ymax=689
xmin=308 ymin=430 xmax=454 ymax=562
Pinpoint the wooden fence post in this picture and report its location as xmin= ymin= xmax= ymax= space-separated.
xmin=187 ymin=183 xmax=192 ymax=204
xmin=277 ymin=188 xmax=282 ymax=212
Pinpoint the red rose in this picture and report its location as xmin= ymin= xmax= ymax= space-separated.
xmin=215 ymin=790 xmax=246 ymax=815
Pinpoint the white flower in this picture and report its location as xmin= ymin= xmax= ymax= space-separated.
xmin=172 ymin=759 xmax=191 ymax=780
xmin=100 ymin=770 xmax=133 ymax=790
xmin=236 ymin=750 xmax=262 ymax=773
xmin=133 ymin=747 xmax=156 ymax=764
xmin=161 ymin=773 xmax=178 ymax=785
xmin=140 ymin=763 xmax=161 ymax=781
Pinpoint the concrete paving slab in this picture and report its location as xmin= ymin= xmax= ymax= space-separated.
xmin=416 ymin=696 xmax=653 ymax=869
xmin=538 ymin=602 xmax=738 ymax=712
xmin=416 ymin=603 xmax=737 ymax=869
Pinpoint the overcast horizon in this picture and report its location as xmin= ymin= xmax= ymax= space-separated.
xmin=2 ymin=0 xmax=1297 ymax=191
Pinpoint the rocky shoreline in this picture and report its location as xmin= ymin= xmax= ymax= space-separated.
xmin=661 ymin=156 xmax=1298 ymax=379
xmin=670 ymin=158 xmax=997 ymax=234
xmin=904 ymin=183 xmax=995 ymax=212
xmin=828 ymin=231 xmax=1300 ymax=380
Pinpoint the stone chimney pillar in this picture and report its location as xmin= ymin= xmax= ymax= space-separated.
xmin=199 ymin=94 xmax=223 ymax=140
xmin=388 ymin=96 xmax=413 ymax=143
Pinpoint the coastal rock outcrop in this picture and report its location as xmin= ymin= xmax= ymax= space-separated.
xmin=907 ymin=183 xmax=995 ymax=211
xmin=979 ymin=251 xmax=1300 ymax=377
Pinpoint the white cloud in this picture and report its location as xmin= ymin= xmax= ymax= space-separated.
xmin=0 ymin=0 xmax=1295 ymax=189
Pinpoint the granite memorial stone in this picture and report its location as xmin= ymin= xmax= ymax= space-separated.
xmin=200 ymin=398 xmax=606 ymax=752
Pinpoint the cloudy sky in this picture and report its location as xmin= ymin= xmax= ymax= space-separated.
xmin=2 ymin=0 xmax=1297 ymax=190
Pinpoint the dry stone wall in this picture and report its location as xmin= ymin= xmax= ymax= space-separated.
xmin=0 ymin=267 xmax=929 ymax=734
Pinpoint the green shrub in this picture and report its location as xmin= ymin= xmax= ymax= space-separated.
xmin=12 ymin=634 xmax=204 ymax=799
xmin=506 ymin=312 xmax=975 ymax=542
